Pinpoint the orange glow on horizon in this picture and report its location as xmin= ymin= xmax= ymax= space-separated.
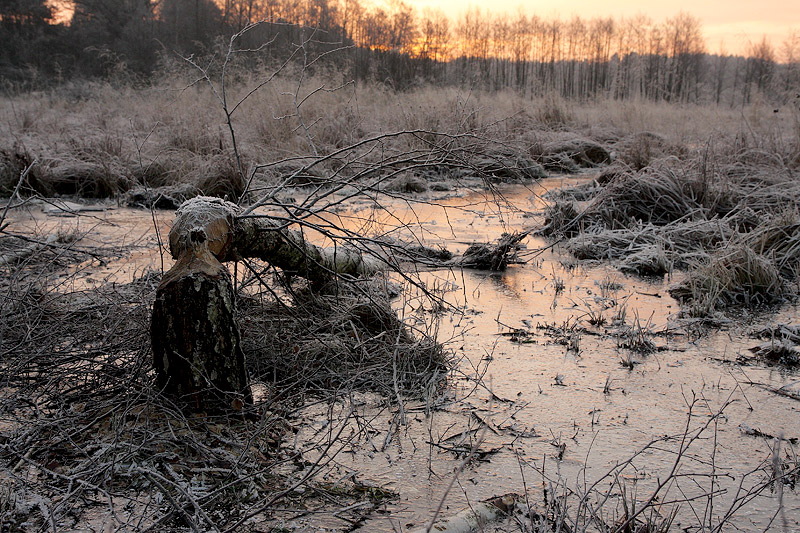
xmin=405 ymin=0 xmax=798 ymax=56
xmin=42 ymin=0 xmax=797 ymax=59
xmin=49 ymin=0 xmax=73 ymax=25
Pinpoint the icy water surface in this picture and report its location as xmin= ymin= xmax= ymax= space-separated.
xmin=8 ymin=180 xmax=800 ymax=532
xmin=290 ymin=180 xmax=800 ymax=532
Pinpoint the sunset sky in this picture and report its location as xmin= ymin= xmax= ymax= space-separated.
xmin=46 ymin=0 xmax=799 ymax=58
xmin=406 ymin=0 xmax=799 ymax=56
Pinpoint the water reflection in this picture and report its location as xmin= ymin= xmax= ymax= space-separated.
xmin=7 ymin=181 xmax=800 ymax=532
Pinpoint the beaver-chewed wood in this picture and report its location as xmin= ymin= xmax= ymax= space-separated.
xmin=151 ymin=196 xmax=379 ymax=410
xmin=151 ymin=198 xmax=250 ymax=411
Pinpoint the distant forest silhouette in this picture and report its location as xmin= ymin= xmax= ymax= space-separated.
xmin=2 ymin=0 xmax=799 ymax=104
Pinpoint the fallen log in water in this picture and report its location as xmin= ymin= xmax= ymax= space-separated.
xmin=0 ymin=234 xmax=57 ymax=266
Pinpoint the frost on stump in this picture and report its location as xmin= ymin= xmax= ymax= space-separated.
xmin=151 ymin=197 xmax=251 ymax=411
xmin=151 ymin=197 xmax=379 ymax=411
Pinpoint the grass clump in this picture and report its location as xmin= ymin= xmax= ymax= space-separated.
xmin=562 ymin=220 xmax=724 ymax=266
xmin=619 ymin=245 xmax=672 ymax=277
xmin=749 ymin=340 xmax=800 ymax=367
xmin=538 ymin=200 xmax=581 ymax=237
xmin=750 ymin=324 xmax=800 ymax=367
xmin=42 ymin=157 xmax=131 ymax=197
xmin=581 ymin=165 xmax=738 ymax=228
xmin=541 ymin=135 xmax=800 ymax=315
xmin=670 ymin=244 xmax=787 ymax=315
xmin=617 ymin=312 xmax=658 ymax=354
xmin=616 ymin=131 xmax=686 ymax=170
xmin=466 ymin=150 xmax=547 ymax=182
xmin=743 ymin=214 xmax=800 ymax=278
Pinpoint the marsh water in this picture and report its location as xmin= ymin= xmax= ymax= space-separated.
xmin=11 ymin=178 xmax=800 ymax=532
xmin=305 ymin=180 xmax=800 ymax=532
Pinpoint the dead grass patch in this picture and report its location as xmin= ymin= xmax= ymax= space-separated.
xmin=581 ymin=165 xmax=739 ymax=228
xmin=541 ymin=139 xmax=800 ymax=315
xmin=241 ymin=284 xmax=447 ymax=396
xmin=670 ymin=244 xmax=787 ymax=314
xmin=0 ymin=226 xmax=447 ymax=530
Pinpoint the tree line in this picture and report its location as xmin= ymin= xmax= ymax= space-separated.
xmin=1 ymin=0 xmax=798 ymax=105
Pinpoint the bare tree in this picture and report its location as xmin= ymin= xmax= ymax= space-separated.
xmin=745 ymin=36 xmax=776 ymax=103
xmin=781 ymin=30 xmax=800 ymax=100
xmin=68 ymin=0 xmax=159 ymax=73
xmin=159 ymin=0 xmax=224 ymax=50
xmin=664 ymin=12 xmax=705 ymax=102
xmin=510 ymin=10 xmax=531 ymax=92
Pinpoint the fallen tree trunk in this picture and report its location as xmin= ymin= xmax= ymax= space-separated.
xmin=151 ymin=197 xmax=379 ymax=410
xmin=233 ymin=216 xmax=379 ymax=288
xmin=167 ymin=197 xmax=379 ymax=283
xmin=0 ymin=234 xmax=57 ymax=267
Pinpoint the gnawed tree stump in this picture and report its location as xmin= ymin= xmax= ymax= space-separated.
xmin=151 ymin=199 xmax=251 ymax=411
xmin=151 ymin=197 xmax=379 ymax=410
